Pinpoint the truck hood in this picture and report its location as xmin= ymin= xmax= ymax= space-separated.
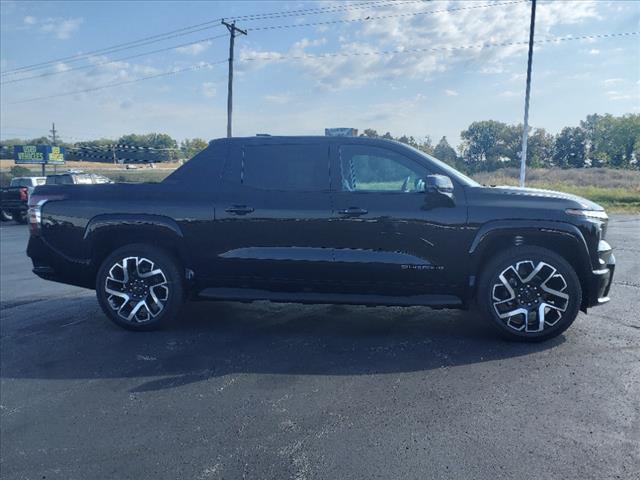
xmin=469 ymin=185 xmax=604 ymax=212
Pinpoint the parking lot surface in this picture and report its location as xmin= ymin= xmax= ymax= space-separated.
xmin=1 ymin=216 xmax=639 ymax=479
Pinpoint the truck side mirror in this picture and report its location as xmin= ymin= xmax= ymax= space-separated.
xmin=425 ymin=174 xmax=454 ymax=201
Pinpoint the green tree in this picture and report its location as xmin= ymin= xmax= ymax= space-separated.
xmin=433 ymin=136 xmax=458 ymax=166
xmin=553 ymin=127 xmax=587 ymax=168
xmin=180 ymin=138 xmax=208 ymax=159
xmin=528 ymin=128 xmax=555 ymax=167
xmin=117 ymin=133 xmax=178 ymax=162
xmin=361 ymin=128 xmax=379 ymax=138
xmin=460 ymin=120 xmax=511 ymax=171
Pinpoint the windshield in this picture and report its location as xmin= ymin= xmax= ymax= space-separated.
xmin=401 ymin=143 xmax=480 ymax=187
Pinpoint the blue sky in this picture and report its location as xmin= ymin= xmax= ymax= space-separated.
xmin=1 ymin=0 xmax=638 ymax=148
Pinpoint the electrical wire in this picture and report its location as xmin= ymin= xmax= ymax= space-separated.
xmin=9 ymin=60 xmax=228 ymax=105
xmin=1 ymin=33 xmax=228 ymax=85
xmin=8 ymin=30 xmax=637 ymax=105
xmin=248 ymin=0 xmax=525 ymax=31
xmin=0 ymin=0 xmax=426 ymax=76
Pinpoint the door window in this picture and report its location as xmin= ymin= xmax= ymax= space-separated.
xmin=242 ymin=144 xmax=329 ymax=192
xmin=339 ymin=145 xmax=426 ymax=192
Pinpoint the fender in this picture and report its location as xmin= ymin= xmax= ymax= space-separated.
xmin=84 ymin=213 xmax=192 ymax=267
xmin=468 ymin=219 xmax=592 ymax=271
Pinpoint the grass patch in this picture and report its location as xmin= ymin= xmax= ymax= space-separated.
xmin=472 ymin=168 xmax=640 ymax=213
xmin=529 ymin=184 xmax=640 ymax=213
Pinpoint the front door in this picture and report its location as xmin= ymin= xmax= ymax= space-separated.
xmin=329 ymin=143 xmax=469 ymax=297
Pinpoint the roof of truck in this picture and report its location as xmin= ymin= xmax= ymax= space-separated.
xmin=209 ymin=135 xmax=404 ymax=146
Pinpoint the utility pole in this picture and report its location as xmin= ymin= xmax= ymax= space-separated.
xmin=222 ymin=19 xmax=247 ymax=138
xmin=49 ymin=122 xmax=58 ymax=145
xmin=43 ymin=122 xmax=59 ymax=176
xmin=519 ymin=0 xmax=536 ymax=188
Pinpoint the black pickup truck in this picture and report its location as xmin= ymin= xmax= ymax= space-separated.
xmin=27 ymin=136 xmax=615 ymax=341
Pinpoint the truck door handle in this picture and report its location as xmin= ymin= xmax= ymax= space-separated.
xmin=225 ymin=205 xmax=254 ymax=215
xmin=338 ymin=207 xmax=368 ymax=216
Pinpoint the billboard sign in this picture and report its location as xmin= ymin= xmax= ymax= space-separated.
xmin=325 ymin=128 xmax=358 ymax=137
xmin=14 ymin=145 xmax=65 ymax=165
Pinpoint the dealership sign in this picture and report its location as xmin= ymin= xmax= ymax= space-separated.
xmin=14 ymin=145 xmax=65 ymax=165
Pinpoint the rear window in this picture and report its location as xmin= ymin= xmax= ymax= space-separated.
xmin=10 ymin=178 xmax=26 ymax=187
xmin=74 ymin=175 xmax=94 ymax=184
xmin=35 ymin=178 xmax=46 ymax=185
xmin=46 ymin=175 xmax=73 ymax=185
xmin=241 ymin=144 xmax=328 ymax=191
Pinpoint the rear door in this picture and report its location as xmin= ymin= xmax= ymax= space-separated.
xmin=210 ymin=141 xmax=335 ymax=292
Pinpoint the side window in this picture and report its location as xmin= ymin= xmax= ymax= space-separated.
xmin=339 ymin=145 xmax=426 ymax=193
xmin=242 ymin=144 xmax=328 ymax=192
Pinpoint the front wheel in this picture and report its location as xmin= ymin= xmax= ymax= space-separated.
xmin=13 ymin=211 xmax=27 ymax=224
xmin=96 ymin=244 xmax=185 ymax=331
xmin=477 ymin=246 xmax=582 ymax=342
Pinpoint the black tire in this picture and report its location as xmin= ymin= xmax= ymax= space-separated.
xmin=96 ymin=244 xmax=185 ymax=331
xmin=13 ymin=211 xmax=27 ymax=224
xmin=0 ymin=210 xmax=13 ymax=222
xmin=477 ymin=246 xmax=582 ymax=342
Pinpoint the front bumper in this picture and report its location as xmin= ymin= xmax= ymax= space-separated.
xmin=585 ymin=240 xmax=615 ymax=308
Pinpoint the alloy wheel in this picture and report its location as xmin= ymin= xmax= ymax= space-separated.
xmin=491 ymin=260 xmax=569 ymax=333
xmin=104 ymin=256 xmax=169 ymax=323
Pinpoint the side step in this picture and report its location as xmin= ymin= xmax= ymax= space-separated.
xmin=197 ymin=288 xmax=462 ymax=308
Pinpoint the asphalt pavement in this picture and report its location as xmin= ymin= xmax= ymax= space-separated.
xmin=1 ymin=217 xmax=639 ymax=480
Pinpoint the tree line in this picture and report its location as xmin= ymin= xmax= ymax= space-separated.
xmin=362 ymin=113 xmax=639 ymax=172
xmin=1 ymin=113 xmax=637 ymax=171
xmin=0 ymin=134 xmax=208 ymax=163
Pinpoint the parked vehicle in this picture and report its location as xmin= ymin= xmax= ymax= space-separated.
xmin=1 ymin=176 xmax=46 ymax=223
xmin=26 ymin=136 xmax=615 ymax=341
xmin=45 ymin=171 xmax=113 ymax=185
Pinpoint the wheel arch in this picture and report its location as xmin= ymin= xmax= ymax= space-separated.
xmin=468 ymin=220 xmax=593 ymax=310
xmin=85 ymin=214 xmax=192 ymax=279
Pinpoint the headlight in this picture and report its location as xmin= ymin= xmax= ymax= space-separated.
xmin=565 ymin=208 xmax=608 ymax=220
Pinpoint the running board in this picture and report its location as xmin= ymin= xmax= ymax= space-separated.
xmin=197 ymin=288 xmax=462 ymax=308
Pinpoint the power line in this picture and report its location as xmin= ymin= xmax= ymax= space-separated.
xmin=0 ymin=0 xmax=425 ymax=76
xmin=240 ymin=31 xmax=639 ymax=62
xmin=1 ymin=33 xmax=228 ymax=85
xmin=7 ymin=30 xmax=637 ymax=105
xmin=1 ymin=24 xmax=227 ymax=77
xmin=230 ymin=0 xmax=428 ymax=22
xmin=248 ymin=1 xmax=526 ymax=32
xmin=1 ymin=0 xmax=522 ymax=83
xmin=9 ymin=60 xmax=228 ymax=104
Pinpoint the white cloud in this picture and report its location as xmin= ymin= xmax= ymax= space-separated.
xmin=588 ymin=49 xmax=600 ymax=55
xmin=202 ymin=82 xmax=217 ymax=98
xmin=40 ymin=17 xmax=83 ymax=39
xmin=238 ymin=0 xmax=600 ymax=91
xmin=605 ymin=90 xmax=635 ymax=101
xmin=603 ymin=78 xmax=623 ymax=85
xmin=263 ymin=93 xmax=292 ymax=104
xmin=176 ymin=41 xmax=212 ymax=56
xmin=444 ymin=89 xmax=458 ymax=96
xmin=23 ymin=15 xmax=37 ymax=25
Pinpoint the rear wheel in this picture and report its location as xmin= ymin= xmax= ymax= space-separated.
xmin=478 ymin=246 xmax=582 ymax=342
xmin=0 ymin=210 xmax=13 ymax=222
xmin=96 ymin=244 xmax=185 ymax=331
